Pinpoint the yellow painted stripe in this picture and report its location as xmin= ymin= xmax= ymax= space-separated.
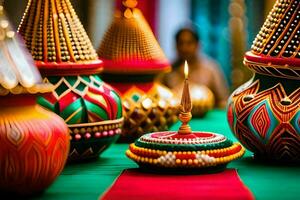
xmin=65 ymin=107 xmax=83 ymax=123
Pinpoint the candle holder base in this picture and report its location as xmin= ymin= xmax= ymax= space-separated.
xmin=126 ymin=131 xmax=244 ymax=171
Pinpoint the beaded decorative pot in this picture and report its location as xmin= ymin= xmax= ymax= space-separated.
xmin=18 ymin=0 xmax=124 ymax=161
xmin=126 ymin=131 xmax=244 ymax=170
xmin=107 ymin=80 xmax=178 ymax=142
xmin=227 ymin=0 xmax=300 ymax=162
xmin=0 ymin=8 xmax=69 ymax=195
xmin=98 ymin=0 xmax=177 ymax=142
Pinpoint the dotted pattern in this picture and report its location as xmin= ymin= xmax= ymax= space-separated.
xmin=126 ymin=143 xmax=245 ymax=168
xmin=18 ymin=0 xmax=98 ymax=62
xmin=251 ymin=0 xmax=300 ymax=58
xmin=98 ymin=9 xmax=167 ymax=64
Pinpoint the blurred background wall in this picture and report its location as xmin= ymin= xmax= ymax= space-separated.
xmin=3 ymin=0 xmax=274 ymax=90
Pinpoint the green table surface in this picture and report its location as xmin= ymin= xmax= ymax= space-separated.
xmin=33 ymin=110 xmax=300 ymax=200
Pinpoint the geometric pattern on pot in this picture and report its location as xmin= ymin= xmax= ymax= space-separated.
xmin=0 ymin=105 xmax=69 ymax=194
xmin=291 ymin=111 xmax=300 ymax=134
xmin=38 ymin=75 xmax=123 ymax=124
xmin=37 ymin=75 xmax=123 ymax=161
xmin=229 ymin=80 xmax=300 ymax=160
xmin=121 ymin=83 xmax=178 ymax=141
xmin=17 ymin=0 xmax=124 ymax=162
xmin=245 ymin=60 xmax=300 ymax=80
xmin=227 ymin=0 xmax=300 ymax=162
xmin=247 ymin=100 xmax=279 ymax=143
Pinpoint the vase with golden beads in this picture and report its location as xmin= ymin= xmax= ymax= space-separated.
xmin=98 ymin=0 xmax=178 ymax=142
xmin=18 ymin=0 xmax=124 ymax=162
xmin=227 ymin=0 xmax=300 ymax=162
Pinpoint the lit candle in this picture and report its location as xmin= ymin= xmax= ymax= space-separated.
xmin=180 ymin=61 xmax=192 ymax=112
xmin=178 ymin=61 xmax=192 ymax=134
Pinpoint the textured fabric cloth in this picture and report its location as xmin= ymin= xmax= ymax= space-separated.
xmin=101 ymin=169 xmax=254 ymax=200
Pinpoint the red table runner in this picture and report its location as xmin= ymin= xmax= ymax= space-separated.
xmin=100 ymin=169 xmax=254 ymax=200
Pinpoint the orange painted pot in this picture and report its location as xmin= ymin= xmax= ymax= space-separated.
xmin=0 ymin=95 xmax=70 ymax=195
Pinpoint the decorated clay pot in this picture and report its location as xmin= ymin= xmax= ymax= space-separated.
xmin=227 ymin=0 xmax=300 ymax=162
xmin=98 ymin=0 xmax=177 ymax=142
xmin=0 ymin=7 xmax=69 ymax=194
xmin=37 ymin=75 xmax=123 ymax=161
xmin=18 ymin=0 xmax=124 ymax=161
xmin=0 ymin=95 xmax=69 ymax=195
xmin=106 ymin=79 xmax=178 ymax=142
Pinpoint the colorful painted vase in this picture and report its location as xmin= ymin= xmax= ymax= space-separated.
xmin=98 ymin=0 xmax=177 ymax=142
xmin=227 ymin=0 xmax=300 ymax=162
xmin=18 ymin=0 xmax=123 ymax=161
xmin=0 ymin=7 xmax=69 ymax=195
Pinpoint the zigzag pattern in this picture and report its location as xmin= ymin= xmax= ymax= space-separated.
xmin=269 ymin=124 xmax=300 ymax=161
xmin=39 ymin=75 xmax=122 ymax=124
xmin=251 ymin=0 xmax=300 ymax=58
xmin=228 ymin=79 xmax=300 ymax=161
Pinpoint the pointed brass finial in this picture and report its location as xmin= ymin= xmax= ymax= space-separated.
xmin=122 ymin=0 xmax=138 ymax=18
xmin=178 ymin=61 xmax=192 ymax=134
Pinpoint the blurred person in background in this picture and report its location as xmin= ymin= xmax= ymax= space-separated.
xmin=162 ymin=27 xmax=229 ymax=109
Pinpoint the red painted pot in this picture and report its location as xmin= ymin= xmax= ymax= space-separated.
xmin=0 ymin=95 xmax=70 ymax=195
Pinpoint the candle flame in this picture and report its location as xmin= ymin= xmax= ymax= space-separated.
xmin=184 ymin=60 xmax=189 ymax=79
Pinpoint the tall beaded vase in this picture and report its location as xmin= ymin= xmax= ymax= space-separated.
xmin=0 ymin=95 xmax=70 ymax=195
xmin=227 ymin=0 xmax=300 ymax=162
xmin=98 ymin=1 xmax=178 ymax=142
xmin=18 ymin=0 xmax=124 ymax=161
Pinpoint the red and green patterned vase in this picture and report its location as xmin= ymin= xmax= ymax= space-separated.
xmin=18 ymin=0 xmax=124 ymax=161
xmin=227 ymin=0 xmax=300 ymax=162
xmin=98 ymin=1 xmax=177 ymax=142
xmin=0 ymin=8 xmax=69 ymax=195
xmin=37 ymin=75 xmax=123 ymax=161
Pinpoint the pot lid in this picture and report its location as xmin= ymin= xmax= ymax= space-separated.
xmin=18 ymin=0 xmax=103 ymax=76
xmin=98 ymin=0 xmax=170 ymax=75
xmin=245 ymin=0 xmax=300 ymax=79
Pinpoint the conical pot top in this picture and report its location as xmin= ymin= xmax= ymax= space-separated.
xmin=245 ymin=0 xmax=300 ymax=79
xmin=18 ymin=0 xmax=103 ymax=76
xmin=98 ymin=0 xmax=170 ymax=75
